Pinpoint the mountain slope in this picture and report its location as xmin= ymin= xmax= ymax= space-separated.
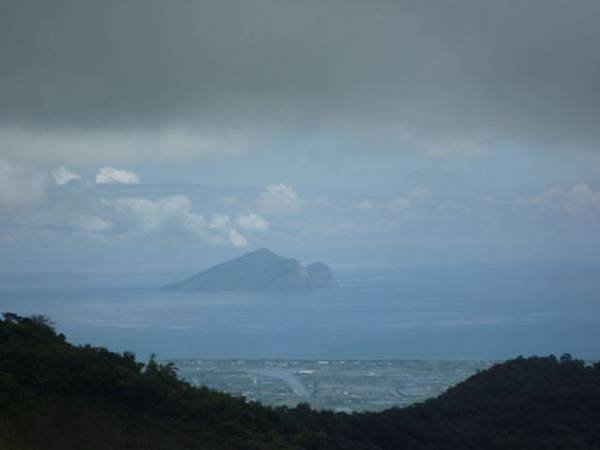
xmin=1 ymin=313 xmax=600 ymax=450
xmin=163 ymin=248 xmax=337 ymax=292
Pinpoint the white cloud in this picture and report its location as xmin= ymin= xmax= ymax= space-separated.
xmin=236 ymin=213 xmax=269 ymax=232
xmin=0 ymin=160 xmax=47 ymax=213
xmin=95 ymin=167 xmax=140 ymax=185
xmin=0 ymin=161 xmax=116 ymax=234
xmin=229 ymin=229 xmax=248 ymax=247
xmin=51 ymin=166 xmax=82 ymax=185
xmin=257 ymin=183 xmax=302 ymax=214
xmin=103 ymin=195 xmax=249 ymax=246
xmin=208 ymin=214 xmax=231 ymax=230
xmin=104 ymin=195 xmax=197 ymax=232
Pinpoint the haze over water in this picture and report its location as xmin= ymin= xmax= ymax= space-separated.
xmin=2 ymin=258 xmax=598 ymax=361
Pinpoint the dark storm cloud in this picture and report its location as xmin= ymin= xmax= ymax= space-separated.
xmin=1 ymin=0 xmax=600 ymax=151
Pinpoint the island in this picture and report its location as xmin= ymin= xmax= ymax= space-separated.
xmin=162 ymin=248 xmax=337 ymax=293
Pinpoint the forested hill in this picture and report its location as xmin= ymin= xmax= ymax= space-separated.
xmin=1 ymin=313 xmax=599 ymax=450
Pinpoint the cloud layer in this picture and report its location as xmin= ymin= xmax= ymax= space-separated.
xmin=0 ymin=161 xmax=274 ymax=248
xmin=1 ymin=0 xmax=599 ymax=164
xmin=1 ymin=159 xmax=599 ymax=257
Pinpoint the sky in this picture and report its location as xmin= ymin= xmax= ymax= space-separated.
xmin=1 ymin=0 xmax=600 ymax=269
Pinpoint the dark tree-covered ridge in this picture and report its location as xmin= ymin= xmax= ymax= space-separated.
xmin=1 ymin=313 xmax=599 ymax=449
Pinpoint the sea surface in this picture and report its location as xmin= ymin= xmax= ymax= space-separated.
xmin=1 ymin=260 xmax=599 ymax=362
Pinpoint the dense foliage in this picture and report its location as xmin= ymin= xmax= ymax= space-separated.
xmin=1 ymin=313 xmax=599 ymax=449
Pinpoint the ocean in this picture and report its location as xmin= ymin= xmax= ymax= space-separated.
xmin=1 ymin=260 xmax=599 ymax=362
xmin=2 ymin=259 xmax=599 ymax=410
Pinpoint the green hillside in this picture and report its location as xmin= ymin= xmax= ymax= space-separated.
xmin=1 ymin=313 xmax=599 ymax=450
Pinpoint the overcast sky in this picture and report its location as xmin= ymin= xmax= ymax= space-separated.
xmin=1 ymin=0 xmax=599 ymax=267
